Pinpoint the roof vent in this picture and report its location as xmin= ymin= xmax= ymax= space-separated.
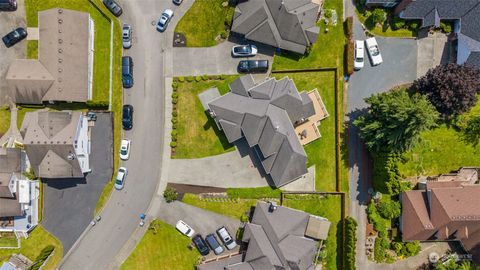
xmin=58 ymin=39 xmax=63 ymax=44
xmin=274 ymin=125 xmax=280 ymax=131
xmin=67 ymin=153 xmax=75 ymax=160
xmin=58 ymin=68 xmax=62 ymax=73
xmin=58 ymin=9 xmax=63 ymax=14
xmin=268 ymin=201 xmax=277 ymax=212
xmin=58 ymin=29 xmax=62 ymax=33
xmin=58 ymin=48 xmax=63 ymax=53
xmin=58 ymin=18 xmax=63 ymax=24
xmin=58 ymin=58 xmax=63 ymax=63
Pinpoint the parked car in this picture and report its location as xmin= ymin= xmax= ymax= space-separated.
xmin=2 ymin=27 xmax=27 ymax=48
xmin=237 ymin=60 xmax=268 ymax=73
xmin=172 ymin=0 xmax=183 ymax=4
xmin=231 ymin=44 xmax=258 ymax=57
xmin=0 ymin=0 xmax=17 ymax=11
xmin=216 ymin=226 xmax=237 ymax=250
xmin=365 ymin=37 xmax=383 ymax=66
xmin=175 ymin=220 xmax=195 ymax=237
xmin=354 ymin=40 xmax=364 ymax=70
xmin=120 ymin=139 xmax=131 ymax=160
xmin=114 ymin=167 xmax=128 ymax=190
xmin=192 ymin=235 xmax=210 ymax=256
xmin=122 ymin=104 xmax=133 ymax=130
xmin=156 ymin=9 xmax=173 ymax=32
xmin=102 ymin=0 xmax=122 ymax=17
xmin=122 ymin=24 xmax=132 ymax=49
xmin=205 ymin=234 xmax=224 ymax=255
xmin=122 ymin=56 xmax=134 ymax=88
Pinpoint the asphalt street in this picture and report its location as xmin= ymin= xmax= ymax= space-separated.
xmin=59 ymin=0 xmax=174 ymax=269
xmin=0 ymin=0 xmax=26 ymax=106
xmin=42 ymin=113 xmax=113 ymax=254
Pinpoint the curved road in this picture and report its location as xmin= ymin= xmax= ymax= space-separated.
xmin=59 ymin=0 xmax=189 ymax=269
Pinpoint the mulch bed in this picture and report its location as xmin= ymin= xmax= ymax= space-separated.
xmin=167 ymin=183 xmax=227 ymax=200
xmin=173 ymin=32 xmax=186 ymax=47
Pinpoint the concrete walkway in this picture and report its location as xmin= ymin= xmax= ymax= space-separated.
xmin=416 ymin=33 xmax=449 ymax=78
xmin=0 ymin=102 xmax=23 ymax=147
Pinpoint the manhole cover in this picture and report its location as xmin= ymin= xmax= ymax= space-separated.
xmin=151 ymin=20 xmax=156 ymax=26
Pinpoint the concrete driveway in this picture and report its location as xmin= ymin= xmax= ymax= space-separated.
xmin=171 ymin=36 xmax=275 ymax=77
xmin=42 ymin=113 xmax=113 ymax=254
xmin=158 ymin=201 xmax=241 ymax=241
xmin=0 ymin=0 xmax=26 ymax=106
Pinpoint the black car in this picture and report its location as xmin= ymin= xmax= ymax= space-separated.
xmin=2 ymin=27 xmax=27 ymax=48
xmin=205 ymin=234 xmax=224 ymax=255
xmin=192 ymin=234 xmax=209 ymax=256
xmin=122 ymin=56 xmax=133 ymax=88
xmin=0 ymin=0 xmax=17 ymax=11
xmin=122 ymin=104 xmax=133 ymax=130
xmin=237 ymin=60 xmax=269 ymax=73
xmin=103 ymin=0 xmax=122 ymax=17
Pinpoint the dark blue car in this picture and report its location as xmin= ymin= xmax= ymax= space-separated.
xmin=192 ymin=235 xmax=209 ymax=256
xmin=122 ymin=56 xmax=133 ymax=88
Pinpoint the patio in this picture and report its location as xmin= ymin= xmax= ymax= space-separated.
xmin=295 ymin=90 xmax=329 ymax=145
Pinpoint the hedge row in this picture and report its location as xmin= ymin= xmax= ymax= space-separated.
xmin=344 ymin=217 xmax=358 ymax=270
xmin=28 ymin=245 xmax=55 ymax=270
xmin=345 ymin=17 xmax=354 ymax=76
xmin=170 ymin=83 xmax=178 ymax=152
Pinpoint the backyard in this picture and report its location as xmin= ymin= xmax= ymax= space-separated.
xmin=120 ymin=220 xmax=200 ymax=270
xmin=173 ymin=76 xmax=238 ymax=159
xmin=0 ymin=106 xmax=10 ymax=136
xmin=175 ymin=0 xmax=235 ymax=47
xmin=0 ymin=225 xmax=63 ymax=270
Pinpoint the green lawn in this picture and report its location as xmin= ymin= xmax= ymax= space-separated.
xmin=0 ymin=233 xmax=18 ymax=248
xmin=121 ymin=220 xmax=200 ymax=270
xmin=27 ymin=40 xmax=38 ymax=59
xmin=272 ymin=0 xmax=345 ymax=70
xmin=175 ymin=0 xmax=234 ymax=47
xmin=283 ymin=194 xmax=342 ymax=270
xmin=25 ymin=0 xmax=111 ymax=102
xmin=273 ymin=72 xmax=338 ymax=191
xmin=355 ymin=10 xmax=415 ymax=38
xmin=398 ymin=125 xmax=480 ymax=177
xmin=0 ymin=106 xmax=10 ymax=136
xmin=0 ymin=225 xmax=63 ymax=270
xmin=174 ymin=76 xmax=238 ymax=159
xmin=182 ymin=193 xmax=256 ymax=220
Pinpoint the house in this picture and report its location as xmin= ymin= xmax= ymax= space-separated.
xmin=0 ymin=254 xmax=33 ymax=270
xmin=0 ymin=148 xmax=39 ymax=234
xmin=394 ymin=0 xmax=480 ymax=69
xmin=199 ymin=75 xmax=327 ymax=187
xmin=365 ymin=0 xmax=401 ymax=8
xmin=401 ymin=168 xmax=480 ymax=263
xmin=231 ymin=0 xmax=320 ymax=54
xmin=20 ymin=110 xmax=91 ymax=179
xmin=6 ymin=8 xmax=94 ymax=104
xmin=197 ymin=201 xmax=331 ymax=270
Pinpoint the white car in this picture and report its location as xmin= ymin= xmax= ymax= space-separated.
xmin=365 ymin=37 xmax=383 ymax=66
xmin=217 ymin=226 xmax=237 ymax=250
xmin=114 ymin=167 xmax=128 ymax=190
xmin=231 ymin=44 xmax=258 ymax=57
xmin=120 ymin=139 xmax=131 ymax=160
xmin=354 ymin=40 xmax=364 ymax=70
xmin=175 ymin=220 xmax=195 ymax=237
xmin=156 ymin=9 xmax=173 ymax=32
xmin=122 ymin=24 xmax=132 ymax=49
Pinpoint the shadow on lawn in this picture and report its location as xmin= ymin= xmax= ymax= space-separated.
xmin=202 ymin=111 xmax=234 ymax=151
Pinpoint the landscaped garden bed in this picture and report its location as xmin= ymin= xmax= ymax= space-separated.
xmin=171 ymin=75 xmax=238 ymax=159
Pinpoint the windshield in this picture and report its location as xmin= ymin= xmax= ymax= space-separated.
xmin=115 ymin=179 xmax=123 ymax=185
xmin=356 ymin=57 xmax=363 ymax=62
xmin=121 ymin=149 xmax=127 ymax=155
xmin=234 ymin=46 xmax=248 ymax=53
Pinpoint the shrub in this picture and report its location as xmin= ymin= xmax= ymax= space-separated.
xmin=344 ymin=217 xmax=358 ymax=270
xmin=324 ymin=9 xmax=332 ymax=18
xmin=29 ymin=245 xmax=55 ymax=270
xmin=378 ymin=200 xmax=401 ymax=219
xmin=367 ymin=201 xmax=388 ymax=237
xmin=220 ymin=30 xmax=228 ymax=39
xmin=186 ymin=75 xmax=194 ymax=82
xmin=171 ymin=92 xmax=178 ymax=99
xmin=374 ymin=236 xmax=388 ymax=262
xmin=172 ymin=122 xmax=178 ymax=129
xmin=171 ymin=98 xmax=178 ymax=105
xmin=172 ymin=110 xmax=178 ymax=117
xmin=345 ymin=16 xmax=353 ymax=39
xmin=391 ymin=17 xmax=406 ymax=30
xmin=411 ymin=63 xmax=480 ymax=117
xmin=177 ymin=76 xmax=185 ymax=82
xmin=163 ymin=186 xmax=178 ymax=202
xmin=171 ymin=117 xmax=177 ymax=124
xmin=345 ymin=40 xmax=354 ymax=75
xmin=202 ymin=74 xmax=208 ymax=81
xmin=226 ymin=187 xmax=281 ymax=199
xmin=408 ymin=20 xmax=420 ymax=30
xmin=219 ymin=74 xmax=226 ymax=80
xmin=195 ymin=76 xmax=202 ymax=82
xmin=86 ymin=100 xmax=109 ymax=109
xmin=370 ymin=9 xmax=387 ymax=25
xmin=171 ymin=130 xmax=178 ymax=138
xmin=463 ymin=116 xmax=480 ymax=146
xmin=372 ymin=152 xmax=411 ymax=195
xmin=440 ymin=21 xmax=452 ymax=33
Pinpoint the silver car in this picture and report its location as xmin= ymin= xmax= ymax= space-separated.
xmin=122 ymin=24 xmax=132 ymax=49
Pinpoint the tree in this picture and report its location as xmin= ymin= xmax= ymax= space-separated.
xmin=163 ymin=186 xmax=178 ymax=203
xmin=412 ymin=63 xmax=480 ymax=117
xmin=378 ymin=200 xmax=401 ymax=219
xmin=370 ymin=8 xmax=387 ymax=25
xmin=354 ymin=89 xmax=439 ymax=153
xmin=463 ymin=116 xmax=480 ymax=147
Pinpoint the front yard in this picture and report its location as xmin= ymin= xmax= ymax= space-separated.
xmin=173 ymin=76 xmax=238 ymax=159
xmin=0 ymin=106 xmax=10 ymax=136
xmin=175 ymin=0 xmax=234 ymax=47
xmin=0 ymin=225 xmax=63 ymax=270
xmin=121 ymin=220 xmax=200 ymax=270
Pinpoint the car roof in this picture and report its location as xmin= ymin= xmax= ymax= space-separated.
xmin=365 ymin=37 xmax=377 ymax=46
xmin=355 ymin=40 xmax=364 ymax=48
xmin=121 ymin=139 xmax=129 ymax=146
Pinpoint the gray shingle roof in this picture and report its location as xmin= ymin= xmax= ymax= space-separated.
xmin=466 ymin=51 xmax=480 ymax=67
xmin=20 ymin=111 xmax=84 ymax=178
xmin=206 ymin=75 xmax=315 ymax=187
xmin=0 ymin=148 xmax=22 ymax=218
xmin=232 ymin=0 xmax=320 ymax=54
